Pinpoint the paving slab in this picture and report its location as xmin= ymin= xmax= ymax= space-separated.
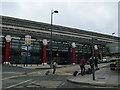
xmin=30 ymin=81 xmax=63 ymax=88
xmin=68 ymin=67 xmax=119 ymax=88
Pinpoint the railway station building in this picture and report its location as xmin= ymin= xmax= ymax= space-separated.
xmin=0 ymin=15 xmax=119 ymax=65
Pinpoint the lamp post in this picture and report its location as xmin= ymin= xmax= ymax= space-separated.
xmin=112 ymin=32 xmax=115 ymax=36
xmin=92 ymin=37 xmax=95 ymax=80
xmin=92 ymin=44 xmax=95 ymax=80
xmin=50 ymin=10 xmax=58 ymax=63
xmin=111 ymin=33 xmax=115 ymax=55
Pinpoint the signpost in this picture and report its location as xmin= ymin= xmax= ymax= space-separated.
xmin=24 ymin=35 xmax=31 ymax=66
xmin=25 ymin=35 xmax=31 ymax=46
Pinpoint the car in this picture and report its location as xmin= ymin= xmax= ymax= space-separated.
xmin=102 ymin=58 xmax=107 ymax=62
xmin=100 ymin=57 xmax=108 ymax=63
xmin=101 ymin=57 xmax=112 ymax=63
xmin=101 ymin=57 xmax=112 ymax=62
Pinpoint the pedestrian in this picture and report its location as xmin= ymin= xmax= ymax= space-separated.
xmin=79 ymin=57 xmax=86 ymax=76
xmin=51 ymin=57 xmax=57 ymax=74
xmin=94 ymin=57 xmax=98 ymax=70
xmin=88 ymin=57 xmax=93 ymax=70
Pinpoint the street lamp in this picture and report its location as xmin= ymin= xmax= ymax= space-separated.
xmin=92 ymin=44 xmax=95 ymax=80
xmin=91 ymin=36 xmax=95 ymax=80
xmin=50 ymin=10 xmax=59 ymax=63
xmin=112 ymin=32 xmax=115 ymax=43
xmin=112 ymin=32 xmax=115 ymax=36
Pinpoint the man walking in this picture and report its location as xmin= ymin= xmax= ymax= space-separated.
xmin=51 ymin=57 xmax=57 ymax=74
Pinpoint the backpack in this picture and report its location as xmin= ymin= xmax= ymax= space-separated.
xmin=45 ymin=71 xmax=50 ymax=75
xmin=86 ymin=68 xmax=92 ymax=74
xmin=73 ymin=71 xmax=78 ymax=76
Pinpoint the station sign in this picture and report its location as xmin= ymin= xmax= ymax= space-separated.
xmin=22 ymin=46 xmax=27 ymax=50
xmin=25 ymin=35 xmax=31 ymax=46
xmin=21 ymin=52 xmax=31 ymax=56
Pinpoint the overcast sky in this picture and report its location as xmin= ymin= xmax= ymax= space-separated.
xmin=1 ymin=0 xmax=118 ymax=36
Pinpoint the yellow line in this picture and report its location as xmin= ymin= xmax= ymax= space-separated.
xmin=1 ymin=74 xmax=27 ymax=81
xmin=1 ymin=70 xmax=47 ymax=81
xmin=63 ymin=73 xmax=72 ymax=75
xmin=96 ymin=87 xmax=115 ymax=88
xmin=98 ymin=63 xmax=110 ymax=68
xmin=55 ymin=72 xmax=72 ymax=75
xmin=2 ymin=72 xmax=21 ymax=74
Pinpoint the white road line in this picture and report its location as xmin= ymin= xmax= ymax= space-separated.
xmin=61 ymin=82 xmax=65 ymax=86
xmin=5 ymin=79 xmax=33 ymax=89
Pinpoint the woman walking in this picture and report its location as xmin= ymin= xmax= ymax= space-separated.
xmin=79 ymin=57 xmax=86 ymax=76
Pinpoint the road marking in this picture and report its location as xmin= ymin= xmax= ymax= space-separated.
xmin=57 ymin=82 xmax=65 ymax=87
xmin=1 ymin=72 xmax=22 ymax=74
xmin=60 ymin=82 xmax=65 ymax=86
xmin=96 ymin=86 xmax=116 ymax=88
xmin=1 ymin=74 xmax=27 ymax=81
xmin=60 ymin=72 xmax=73 ymax=75
xmin=95 ymin=82 xmax=105 ymax=84
xmin=5 ymin=79 xmax=33 ymax=89
xmin=1 ymin=70 xmax=48 ymax=81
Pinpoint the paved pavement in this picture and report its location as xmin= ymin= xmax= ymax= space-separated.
xmin=68 ymin=66 xmax=120 ymax=88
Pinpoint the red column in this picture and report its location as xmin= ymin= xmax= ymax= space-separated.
xmin=72 ymin=48 xmax=76 ymax=64
xmin=94 ymin=45 xmax=98 ymax=57
xmin=42 ymin=39 xmax=47 ymax=65
xmin=43 ymin=45 xmax=47 ymax=63
xmin=4 ymin=42 xmax=10 ymax=63
xmin=4 ymin=35 xmax=11 ymax=64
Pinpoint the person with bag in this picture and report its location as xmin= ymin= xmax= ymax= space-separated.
xmin=79 ymin=57 xmax=86 ymax=76
xmin=51 ymin=57 xmax=57 ymax=74
xmin=88 ymin=57 xmax=93 ymax=70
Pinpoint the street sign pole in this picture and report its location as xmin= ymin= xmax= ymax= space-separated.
xmin=26 ymin=45 xmax=28 ymax=66
xmin=25 ymin=35 xmax=31 ymax=66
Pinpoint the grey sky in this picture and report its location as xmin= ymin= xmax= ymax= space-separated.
xmin=1 ymin=1 xmax=118 ymax=36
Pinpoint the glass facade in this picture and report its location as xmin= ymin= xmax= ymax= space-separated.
xmin=1 ymin=37 xmax=108 ymax=65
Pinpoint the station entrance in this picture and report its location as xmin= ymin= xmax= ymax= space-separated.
xmin=1 ymin=36 xmax=108 ymax=65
